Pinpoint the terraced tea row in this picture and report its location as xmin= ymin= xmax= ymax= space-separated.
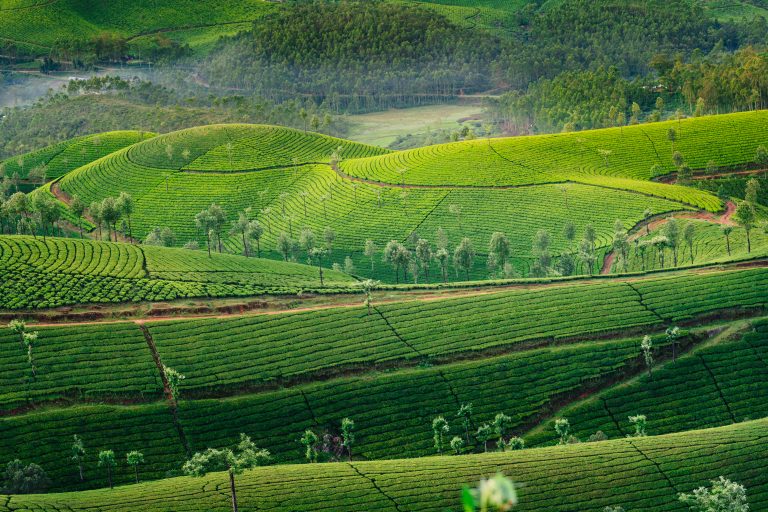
xmin=340 ymin=111 xmax=768 ymax=190
xmin=57 ymin=147 xmax=693 ymax=267
xmin=126 ymin=124 xmax=387 ymax=171
xmin=1 ymin=268 xmax=767 ymax=489
xmin=0 ymin=236 xmax=356 ymax=309
xmin=527 ymin=318 xmax=768 ymax=446
xmin=3 ymin=418 xmax=767 ymax=511
xmin=1 ymin=131 xmax=154 ymax=180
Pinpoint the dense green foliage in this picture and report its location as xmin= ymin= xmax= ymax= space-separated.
xmin=200 ymin=1 xmax=502 ymax=111
xmin=0 ymin=236 xmax=356 ymax=309
xmin=0 ymin=322 xmax=160 ymax=411
xmin=2 ymin=418 xmax=767 ymax=510
xmin=0 ymin=0 xmax=274 ymax=59
xmin=0 ymin=77 xmax=346 ymax=160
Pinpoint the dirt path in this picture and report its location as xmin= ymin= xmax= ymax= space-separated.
xmin=601 ymin=201 xmax=737 ymax=274
xmin=50 ymin=180 xmax=139 ymax=244
xmin=655 ymin=168 xmax=767 ymax=184
xmin=20 ymin=257 xmax=768 ymax=328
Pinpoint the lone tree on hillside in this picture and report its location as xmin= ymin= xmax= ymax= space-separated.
xmin=555 ymin=418 xmax=571 ymax=445
xmin=432 ymin=416 xmax=450 ymax=456
xmin=722 ymin=226 xmax=733 ymax=256
xmin=309 ymin=247 xmax=327 ymax=285
xmin=71 ymin=435 xmax=86 ymax=482
xmin=98 ymin=450 xmax=116 ymax=489
xmin=359 ymin=279 xmax=379 ymax=315
xmin=163 ymin=366 xmax=185 ymax=402
xmin=734 ymin=202 xmax=755 ymax=253
xmin=628 ymin=415 xmax=647 ymax=437
xmin=341 ymin=418 xmax=355 ymax=461
xmin=183 ymin=434 xmax=270 ymax=512
xmin=453 ymin=238 xmax=475 ymax=280
xmin=126 ymin=451 xmax=144 ymax=483
xmin=641 ymin=335 xmax=654 ymax=378
xmin=666 ymin=326 xmax=682 ymax=362
xmin=488 ymin=232 xmax=510 ymax=273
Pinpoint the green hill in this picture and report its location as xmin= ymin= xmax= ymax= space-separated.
xmin=0 ymin=131 xmax=155 ymax=181
xmin=340 ymin=111 xmax=766 ymax=207
xmin=46 ymin=114 xmax=768 ymax=282
xmin=0 ymin=235 xmax=356 ymax=309
xmin=2 ymin=417 xmax=767 ymax=511
xmin=0 ymin=0 xmax=275 ymax=55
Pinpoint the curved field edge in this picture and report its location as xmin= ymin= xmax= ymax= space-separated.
xmin=3 ymin=417 xmax=767 ymax=512
xmin=340 ymin=110 xmax=768 ymax=210
xmin=1 ymin=131 xmax=156 ymax=180
xmin=0 ymin=235 xmax=357 ymax=310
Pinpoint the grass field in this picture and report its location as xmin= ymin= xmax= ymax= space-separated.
xmin=0 ymin=235 xmax=356 ymax=309
xmin=346 ymin=103 xmax=483 ymax=147
xmin=3 ymin=417 xmax=767 ymax=511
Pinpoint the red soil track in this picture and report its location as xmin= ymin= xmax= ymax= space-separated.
xmin=601 ymin=201 xmax=736 ymax=274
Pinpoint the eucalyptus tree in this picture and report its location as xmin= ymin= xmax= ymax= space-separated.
xmin=364 ymin=240 xmax=377 ymax=273
xmin=435 ymin=247 xmax=450 ymax=283
xmin=247 ymin=220 xmax=264 ymax=258
xmin=432 ymin=416 xmax=450 ymax=456
xmin=183 ymin=434 xmax=270 ymax=512
xmin=341 ymin=418 xmax=355 ymax=461
xmin=453 ymin=237 xmax=475 ymax=280
xmin=415 ymin=238 xmax=432 ymax=281
xmin=98 ymin=450 xmax=116 ymax=489
xmin=488 ymin=232 xmax=510 ymax=272
xmin=70 ymin=195 xmax=86 ymax=238
xmin=71 ymin=435 xmax=86 ymax=481
xmin=309 ymin=247 xmax=327 ymax=285
xmin=126 ymin=451 xmax=144 ymax=483
xmin=457 ymin=403 xmax=473 ymax=445
xmin=734 ymin=202 xmax=755 ymax=253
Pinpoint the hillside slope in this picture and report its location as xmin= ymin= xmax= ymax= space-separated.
xmin=0 ymin=235 xmax=356 ymax=309
xmin=3 ymin=417 xmax=767 ymax=511
xmin=0 ymin=130 xmax=155 ymax=180
xmin=47 ymin=116 xmax=761 ymax=281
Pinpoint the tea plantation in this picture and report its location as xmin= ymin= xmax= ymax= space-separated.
xmin=0 ymin=235 xmax=356 ymax=309
xmin=3 ymin=418 xmax=767 ymax=511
